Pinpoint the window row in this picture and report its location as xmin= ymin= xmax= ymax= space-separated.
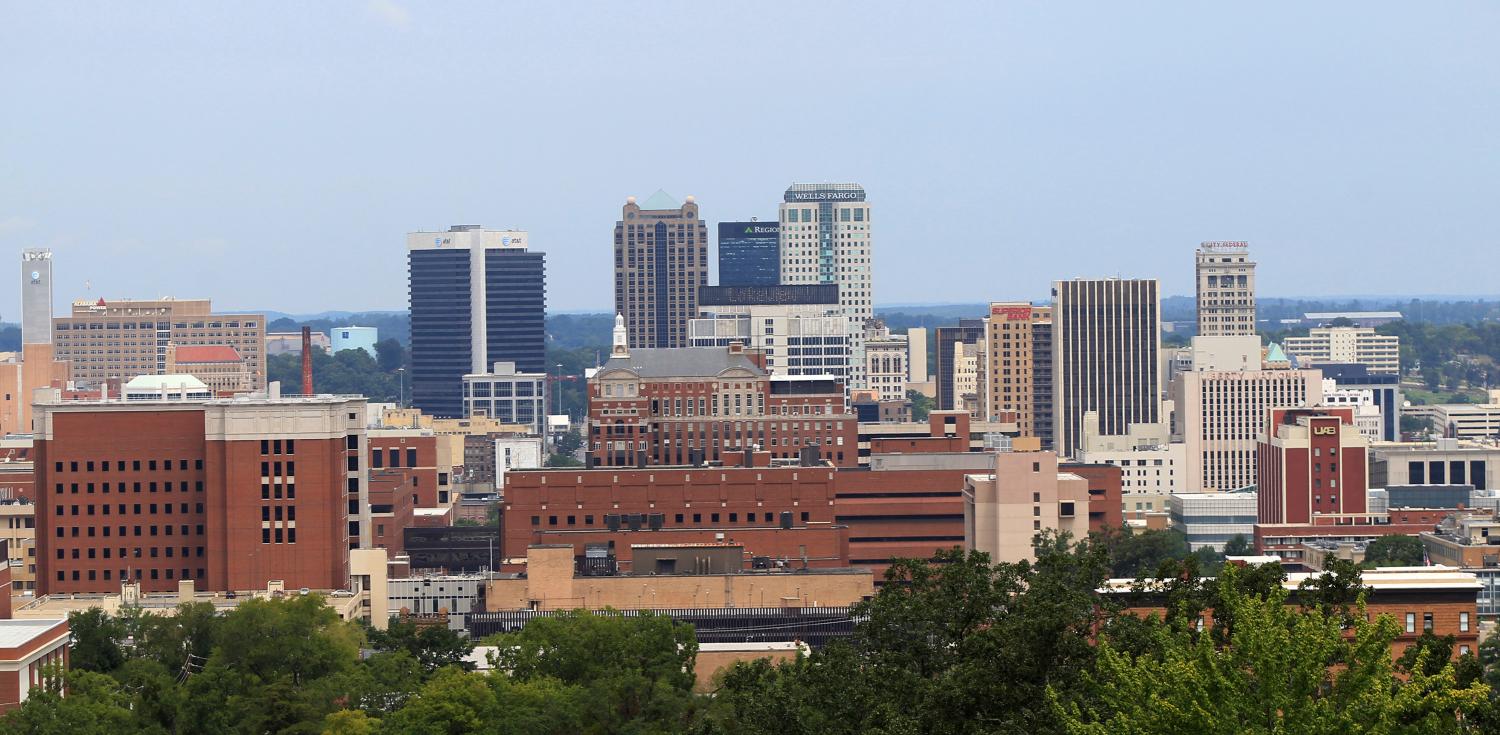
xmin=54 ymin=524 xmax=205 ymax=538
xmin=56 ymin=502 xmax=202 ymax=516
xmin=56 ymin=481 xmax=202 ymax=494
xmin=530 ymin=510 xmax=811 ymax=527
xmin=58 ymin=545 xmax=204 ymax=559
xmin=54 ymin=459 xmax=201 ymax=473
xmin=58 ymin=568 xmax=204 ymax=582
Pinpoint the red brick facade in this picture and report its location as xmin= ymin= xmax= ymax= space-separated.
xmin=588 ymin=347 xmax=857 ymax=469
xmin=36 ymin=399 xmax=363 ymax=595
xmin=367 ymin=433 xmax=439 ymax=555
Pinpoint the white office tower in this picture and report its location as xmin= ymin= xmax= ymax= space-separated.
xmin=779 ymin=183 xmax=872 ymax=388
xmin=1195 ymin=241 xmax=1256 ymax=337
xmin=688 ymin=284 xmax=850 ymax=383
xmin=1172 ymin=336 xmax=1324 ymax=493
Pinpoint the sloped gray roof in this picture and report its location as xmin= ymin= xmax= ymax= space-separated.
xmin=599 ymin=348 xmax=765 ymax=379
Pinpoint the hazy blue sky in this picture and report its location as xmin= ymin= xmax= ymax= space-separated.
xmin=2 ymin=2 xmax=1496 ymax=316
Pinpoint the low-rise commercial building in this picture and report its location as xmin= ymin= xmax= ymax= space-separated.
xmin=1169 ymin=492 xmax=1257 ymax=551
xmin=462 ymin=361 xmax=547 ymax=435
xmin=1371 ymin=437 xmax=1499 ymax=489
xmin=1284 ymin=326 xmax=1400 ymax=375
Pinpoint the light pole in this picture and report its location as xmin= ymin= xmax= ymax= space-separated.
xmin=396 ymin=368 xmax=405 ymax=408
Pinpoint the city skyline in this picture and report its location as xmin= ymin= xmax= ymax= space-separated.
xmin=2 ymin=2 xmax=1497 ymax=317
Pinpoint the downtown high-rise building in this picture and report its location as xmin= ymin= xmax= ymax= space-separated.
xmin=408 ymin=226 xmax=546 ymax=419
xmin=779 ymin=183 xmax=873 ymax=388
xmin=1051 ymin=278 xmax=1162 ymax=458
xmin=1195 ymin=241 xmax=1256 ymax=336
xmin=717 ymin=221 xmax=780 ymax=286
xmin=614 ymin=191 xmax=708 ymax=349
xmin=982 ymin=302 xmax=1053 ymax=444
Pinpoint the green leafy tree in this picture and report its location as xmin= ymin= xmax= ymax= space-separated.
xmin=373 ymin=338 xmax=406 ymax=372
xmin=555 ymin=428 xmax=584 ymax=456
xmin=368 ymin=618 xmax=473 ymax=674
xmin=1055 ymin=565 xmax=1491 ymax=733
xmin=1364 ymin=534 xmax=1426 ymax=568
xmin=0 ymin=668 xmax=136 ymax=734
xmin=66 ymin=607 xmax=126 ymax=673
xmin=1094 ymin=526 xmax=1193 ymax=578
xmin=1222 ymin=533 xmax=1253 ymax=556
xmin=488 ymin=609 xmax=700 ymax=731
xmin=907 ymin=388 xmax=933 ymax=421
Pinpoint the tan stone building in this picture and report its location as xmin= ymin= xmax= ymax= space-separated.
xmin=614 ymin=191 xmax=708 ymax=349
xmin=982 ymin=302 xmax=1052 ymax=440
xmin=488 ymin=545 xmax=873 ymax=612
xmin=165 ymin=345 xmax=253 ymax=394
xmin=53 ymin=298 xmax=266 ymax=389
xmin=963 ymin=450 xmax=1095 ymax=564
xmin=1195 ymin=241 xmax=1257 ymax=337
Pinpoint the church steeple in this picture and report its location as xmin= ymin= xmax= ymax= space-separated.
xmin=611 ymin=313 xmax=629 ymax=358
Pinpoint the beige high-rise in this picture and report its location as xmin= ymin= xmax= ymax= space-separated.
xmin=52 ymin=298 xmax=265 ymax=389
xmin=1195 ymin=241 xmax=1257 ymax=336
xmin=963 ymin=450 xmax=1092 ymax=564
xmin=614 ymin=191 xmax=708 ymax=349
xmin=982 ymin=302 xmax=1052 ymax=440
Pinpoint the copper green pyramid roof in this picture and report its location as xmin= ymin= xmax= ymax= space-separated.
xmin=1266 ymin=342 xmax=1288 ymax=363
xmin=639 ymin=189 xmax=679 ymax=210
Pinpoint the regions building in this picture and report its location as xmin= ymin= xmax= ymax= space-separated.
xmin=1194 ymin=241 xmax=1257 ymax=337
xmin=1051 ymin=279 xmax=1161 ymax=458
xmin=589 ymin=319 xmax=857 ymax=468
xmin=1284 ymin=326 xmax=1400 ymax=375
xmin=689 ymin=284 xmax=850 ymax=382
xmin=34 ymin=392 xmax=368 ymax=595
xmin=52 ymin=297 xmax=266 ymax=389
xmin=716 ymin=221 xmax=780 ymax=287
xmin=614 ymin=192 xmax=708 ymax=349
xmin=407 ymin=226 xmax=546 ymax=419
xmin=778 ymin=183 xmax=873 ymax=388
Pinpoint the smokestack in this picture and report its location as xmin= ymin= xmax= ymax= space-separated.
xmin=301 ymin=327 xmax=314 ymax=395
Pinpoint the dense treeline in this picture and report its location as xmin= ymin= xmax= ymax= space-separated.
xmin=1380 ymin=321 xmax=1500 ymax=394
xmin=9 ymin=531 xmax=1500 ymax=733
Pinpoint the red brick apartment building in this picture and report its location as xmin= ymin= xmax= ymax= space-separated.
xmin=367 ymin=429 xmax=440 ymax=555
xmin=505 ymin=416 xmax=1122 ymax=582
xmin=34 ymin=394 xmax=367 ymax=594
xmin=1253 ymin=406 xmax=1413 ymax=561
xmin=588 ymin=341 xmax=857 ymax=468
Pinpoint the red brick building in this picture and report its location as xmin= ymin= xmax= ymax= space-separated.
xmin=0 ymin=558 xmax=68 ymax=712
xmin=367 ymin=430 xmax=440 ymax=556
xmin=34 ymin=395 xmax=367 ymax=595
xmin=502 ymin=465 xmax=847 ymax=572
xmin=589 ymin=340 xmax=857 ymax=469
xmin=1252 ymin=406 xmax=1409 ymax=562
xmin=504 ymin=444 xmax=1123 ymax=583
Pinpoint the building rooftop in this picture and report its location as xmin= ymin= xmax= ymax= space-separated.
xmin=0 ymin=619 xmax=66 ymax=649
xmin=172 ymin=345 xmax=243 ymax=363
xmin=1303 ymin=311 xmax=1404 ymax=320
xmin=125 ymin=374 xmax=210 ymax=391
xmin=600 ymin=348 xmax=765 ymax=379
xmin=638 ymin=189 xmax=680 ymax=210
xmin=1101 ymin=565 xmax=1480 ymax=593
